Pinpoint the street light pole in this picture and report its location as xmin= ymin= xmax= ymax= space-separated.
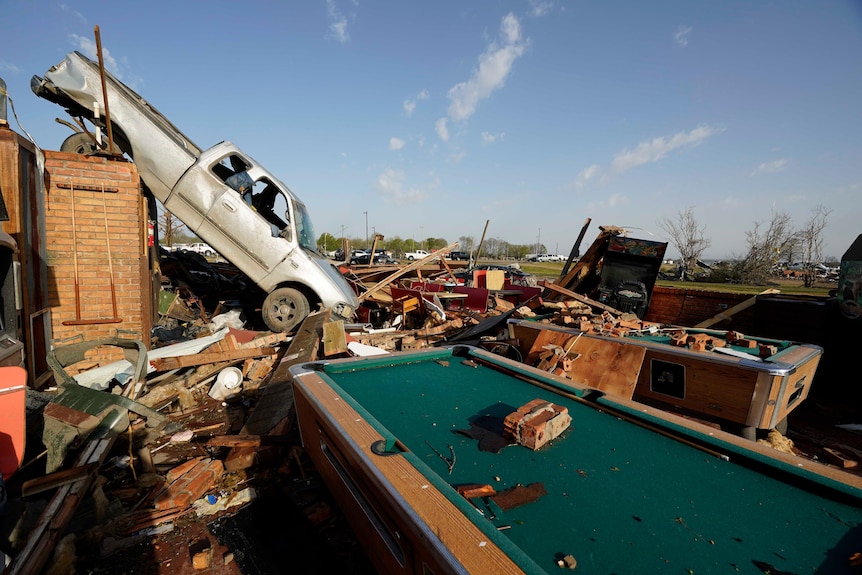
xmin=363 ymin=211 xmax=368 ymax=248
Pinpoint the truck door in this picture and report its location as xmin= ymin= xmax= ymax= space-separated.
xmin=203 ymin=175 xmax=296 ymax=278
xmin=172 ymin=152 xmax=296 ymax=283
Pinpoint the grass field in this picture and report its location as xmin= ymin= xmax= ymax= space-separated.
xmin=479 ymin=259 xmax=835 ymax=297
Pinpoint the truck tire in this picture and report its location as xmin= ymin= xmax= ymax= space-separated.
xmin=60 ymin=132 xmax=99 ymax=154
xmin=60 ymin=132 xmax=122 ymax=155
xmin=262 ymin=287 xmax=310 ymax=333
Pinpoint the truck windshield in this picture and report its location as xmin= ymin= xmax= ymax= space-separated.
xmin=294 ymin=202 xmax=317 ymax=252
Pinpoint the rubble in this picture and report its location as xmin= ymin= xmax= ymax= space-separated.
xmin=1 ymin=227 xmax=859 ymax=575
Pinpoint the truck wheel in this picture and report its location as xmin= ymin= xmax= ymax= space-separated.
xmin=60 ymin=132 xmax=122 ymax=155
xmin=262 ymin=287 xmax=310 ymax=333
xmin=60 ymin=132 xmax=98 ymax=154
xmin=407 ymin=256 xmax=415 ymax=260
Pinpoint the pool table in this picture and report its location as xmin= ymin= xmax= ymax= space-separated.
xmin=509 ymin=320 xmax=822 ymax=438
xmin=290 ymin=346 xmax=862 ymax=575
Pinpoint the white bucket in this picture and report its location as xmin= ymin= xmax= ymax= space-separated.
xmin=209 ymin=367 xmax=243 ymax=401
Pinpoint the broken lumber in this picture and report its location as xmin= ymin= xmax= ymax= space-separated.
xmin=694 ymin=289 xmax=780 ymax=328
xmin=358 ymin=241 xmax=458 ymax=302
xmin=150 ymin=347 xmax=277 ymax=371
xmin=540 ymin=281 xmax=622 ymax=315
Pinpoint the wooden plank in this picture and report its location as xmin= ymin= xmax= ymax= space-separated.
xmin=268 ymin=309 xmax=331 ymax=384
xmin=540 ymin=280 xmax=623 ymax=315
xmin=565 ymin=336 xmax=645 ymax=400
xmin=555 ymin=227 xmax=617 ymax=292
xmin=6 ymin=434 xmax=118 ymax=575
xmin=523 ymin=328 xmax=644 ymax=399
xmin=694 ymin=289 xmax=780 ymax=328
xmin=322 ymin=320 xmax=348 ymax=357
xmin=21 ymin=462 xmax=99 ymax=497
xmin=150 ymin=347 xmax=276 ymax=371
xmin=206 ymin=435 xmax=292 ymax=448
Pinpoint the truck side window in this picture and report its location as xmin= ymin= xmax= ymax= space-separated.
xmin=249 ymin=179 xmax=290 ymax=238
xmin=216 ymin=155 xmax=253 ymax=197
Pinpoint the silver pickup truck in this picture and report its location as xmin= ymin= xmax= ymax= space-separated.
xmin=32 ymin=51 xmax=358 ymax=332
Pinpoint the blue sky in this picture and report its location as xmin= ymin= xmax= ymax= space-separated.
xmin=2 ymin=1 xmax=860 ymax=259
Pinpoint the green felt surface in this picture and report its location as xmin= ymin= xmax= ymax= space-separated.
xmin=316 ymin=348 xmax=862 ymax=575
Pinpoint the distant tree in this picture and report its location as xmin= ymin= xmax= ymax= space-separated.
xmin=386 ymin=237 xmax=408 ymax=256
xmin=481 ymin=237 xmax=515 ymax=259
xmin=425 ymin=237 xmax=448 ymax=251
xmin=510 ymin=244 xmax=531 ymax=260
xmin=658 ymin=207 xmax=711 ymax=280
xmin=459 ymin=235 xmax=476 ymax=253
xmin=735 ymin=208 xmax=796 ymax=284
xmin=797 ymin=204 xmax=831 ymax=288
xmin=158 ymin=210 xmax=186 ymax=247
xmin=317 ymin=232 xmax=338 ymax=253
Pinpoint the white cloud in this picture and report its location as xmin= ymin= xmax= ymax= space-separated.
xmin=389 ymin=137 xmax=405 ymax=151
xmin=449 ymin=149 xmax=467 ymax=163
xmin=376 ymin=168 xmax=427 ymax=205
xmin=326 ymin=0 xmax=350 ymax=43
xmin=573 ymin=164 xmax=602 ymax=188
xmin=435 ymin=118 xmax=450 ymax=142
xmin=611 ymin=126 xmax=721 ymax=173
xmin=608 ymin=193 xmax=629 ymax=207
xmin=60 ymin=4 xmax=87 ymax=24
xmin=72 ymin=34 xmax=121 ymax=78
xmin=674 ymin=26 xmax=692 ymax=47
xmin=751 ymin=158 xmax=789 ymax=176
xmin=481 ymin=131 xmax=506 ymax=144
xmin=446 ymin=13 xmax=527 ymax=122
xmin=0 ymin=61 xmax=21 ymax=74
xmin=528 ymin=0 xmax=554 ymax=17
xmin=403 ymin=89 xmax=429 ymax=116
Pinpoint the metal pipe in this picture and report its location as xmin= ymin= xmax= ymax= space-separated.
xmin=93 ymin=26 xmax=117 ymax=155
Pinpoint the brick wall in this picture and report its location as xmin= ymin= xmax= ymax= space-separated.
xmin=644 ymin=285 xmax=755 ymax=330
xmin=44 ymin=152 xmax=151 ymax=360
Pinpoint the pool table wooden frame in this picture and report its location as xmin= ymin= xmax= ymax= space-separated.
xmin=508 ymin=319 xmax=822 ymax=436
xmin=291 ymin=346 xmax=861 ymax=575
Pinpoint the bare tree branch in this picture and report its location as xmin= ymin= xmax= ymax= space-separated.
xmin=658 ymin=207 xmax=711 ymax=280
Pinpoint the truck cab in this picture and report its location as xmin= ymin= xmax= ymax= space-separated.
xmin=32 ymin=51 xmax=358 ymax=332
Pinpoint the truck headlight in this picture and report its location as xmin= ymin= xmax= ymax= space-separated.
xmin=333 ymin=302 xmax=355 ymax=319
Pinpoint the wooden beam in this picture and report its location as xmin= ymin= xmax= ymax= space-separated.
xmin=560 ymin=217 xmax=591 ymax=279
xmin=21 ymin=462 xmax=100 ymax=497
xmin=149 ymin=347 xmax=276 ymax=371
xmin=540 ymin=280 xmax=623 ymax=315
xmin=694 ymin=289 xmax=779 ymax=328
xmin=206 ymin=435 xmax=292 ymax=448
xmin=474 ymin=219 xmax=490 ymax=262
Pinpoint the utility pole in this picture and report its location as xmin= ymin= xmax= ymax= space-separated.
xmin=363 ymin=211 xmax=368 ymax=247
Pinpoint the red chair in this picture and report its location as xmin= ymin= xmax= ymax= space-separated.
xmin=503 ymin=281 xmax=542 ymax=305
xmin=450 ymin=286 xmax=489 ymax=312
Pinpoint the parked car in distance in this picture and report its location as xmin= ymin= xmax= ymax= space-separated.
xmin=349 ymin=252 xmax=398 ymax=265
xmin=529 ymin=254 xmax=565 ymax=262
xmin=446 ymin=251 xmax=471 ymax=261
xmin=186 ymin=242 xmax=216 ymax=257
xmin=403 ymin=249 xmax=430 ymax=260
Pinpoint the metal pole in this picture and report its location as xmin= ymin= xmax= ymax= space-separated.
xmin=93 ymin=26 xmax=118 ymax=156
xmin=363 ymin=211 xmax=368 ymax=247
